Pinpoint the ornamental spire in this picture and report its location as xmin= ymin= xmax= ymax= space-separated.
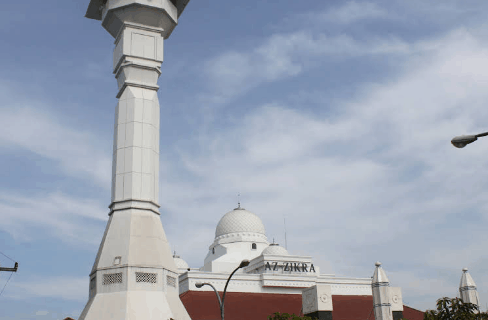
xmin=459 ymin=268 xmax=480 ymax=309
xmin=372 ymin=262 xmax=393 ymax=320
xmin=234 ymin=193 xmax=245 ymax=210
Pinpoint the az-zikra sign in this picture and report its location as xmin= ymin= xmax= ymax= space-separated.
xmin=265 ymin=262 xmax=316 ymax=272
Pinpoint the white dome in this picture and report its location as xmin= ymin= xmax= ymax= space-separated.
xmin=173 ymin=254 xmax=189 ymax=270
xmin=262 ymin=244 xmax=289 ymax=255
xmin=215 ymin=207 xmax=266 ymax=238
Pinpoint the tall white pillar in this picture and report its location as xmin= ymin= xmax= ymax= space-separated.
xmin=460 ymin=268 xmax=480 ymax=310
xmin=372 ymin=262 xmax=393 ymax=320
xmin=79 ymin=1 xmax=191 ymax=319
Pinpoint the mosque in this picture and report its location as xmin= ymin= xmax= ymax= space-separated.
xmin=172 ymin=205 xmax=426 ymax=320
xmin=78 ymin=1 xmax=481 ymax=319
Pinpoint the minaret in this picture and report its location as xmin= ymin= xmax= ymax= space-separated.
xmin=459 ymin=268 xmax=480 ymax=310
xmin=372 ymin=262 xmax=393 ymax=320
xmin=79 ymin=1 xmax=191 ymax=319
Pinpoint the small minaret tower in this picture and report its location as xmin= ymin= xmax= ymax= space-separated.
xmin=79 ymin=1 xmax=191 ymax=319
xmin=459 ymin=268 xmax=480 ymax=310
xmin=372 ymin=262 xmax=393 ymax=320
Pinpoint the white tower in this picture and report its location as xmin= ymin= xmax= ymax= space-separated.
xmin=459 ymin=268 xmax=480 ymax=310
xmin=372 ymin=262 xmax=393 ymax=320
xmin=79 ymin=1 xmax=191 ymax=319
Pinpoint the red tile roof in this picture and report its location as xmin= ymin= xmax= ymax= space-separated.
xmin=403 ymin=305 xmax=425 ymax=320
xmin=330 ymin=295 xmax=376 ymax=320
xmin=180 ymin=291 xmax=425 ymax=320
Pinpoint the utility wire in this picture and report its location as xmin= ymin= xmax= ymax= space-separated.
xmin=0 ymin=272 xmax=14 ymax=298
xmin=0 ymin=251 xmax=15 ymax=262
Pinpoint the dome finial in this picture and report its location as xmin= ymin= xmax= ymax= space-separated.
xmin=234 ymin=192 xmax=244 ymax=210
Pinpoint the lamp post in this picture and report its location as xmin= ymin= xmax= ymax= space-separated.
xmin=195 ymin=259 xmax=250 ymax=320
xmin=451 ymin=131 xmax=488 ymax=148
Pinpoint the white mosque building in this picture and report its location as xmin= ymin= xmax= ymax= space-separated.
xmin=173 ymin=205 xmax=425 ymax=320
xmin=76 ymin=1 xmax=478 ymax=319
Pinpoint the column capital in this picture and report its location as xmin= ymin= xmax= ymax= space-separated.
xmin=86 ymin=0 xmax=184 ymax=39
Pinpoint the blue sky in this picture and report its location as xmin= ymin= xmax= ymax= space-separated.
xmin=2 ymin=0 xmax=488 ymax=318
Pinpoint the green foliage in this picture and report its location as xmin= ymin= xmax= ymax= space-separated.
xmin=268 ymin=312 xmax=413 ymax=320
xmin=423 ymin=297 xmax=488 ymax=320
xmin=267 ymin=312 xmax=317 ymax=320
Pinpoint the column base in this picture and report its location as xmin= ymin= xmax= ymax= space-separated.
xmin=305 ymin=311 xmax=333 ymax=320
xmin=79 ymin=290 xmax=190 ymax=320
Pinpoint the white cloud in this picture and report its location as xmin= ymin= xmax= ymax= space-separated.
xmin=396 ymin=0 xmax=486 ymax=20
xmin=301 ymin=0 xmax=488 ymax=29
xmin=35 ymin=311 xmax=49 ymax=316
xmin=0 ymin=84 xmax=111 ymax=246
xmin=203 ymin=30 xmax=411 ymax=103
xmin=0 ymin=97 xmax=111 ymax=187
xmin=388 ymin=270 xmax=460 ymax=307
xmin=311 ymin=1 xmax=388 ymax=25
xmin=157 ymin=25 xmax=488 ymax=312
xmin=6 ymin=276 xmax=87 ymax=302
xmin=0 ymin=192 xmax=106 ymax=245
xmin=201 ymin=1 xmax=488 ymax=106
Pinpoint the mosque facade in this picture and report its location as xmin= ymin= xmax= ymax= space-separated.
xmin=173 ymin=205 xmax=425 ymax=320
xmin=78 ymin=1 xmax=478 ymax=319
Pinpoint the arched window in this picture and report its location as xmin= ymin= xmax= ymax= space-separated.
xmin=251 ymin=243 xmax=257 ymax=250
xmin=212 ymin=248 xmax=215 ymax=254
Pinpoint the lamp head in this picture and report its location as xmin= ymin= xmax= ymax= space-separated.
xmin=451 ymin=135 xmax=477 ymax=148
xmin=195 ymin=282 xmax=204 ymax=288
xmin=239 ymin=260 xmax=250 ymax=268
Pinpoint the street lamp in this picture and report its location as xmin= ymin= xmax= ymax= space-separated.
xmin=451 ymin=131 xmax=488 ymax=148
xmin=0 ymin=262 xmax=18 ymax=273
xmin=195 ymin=259 xmax=250 ymax=320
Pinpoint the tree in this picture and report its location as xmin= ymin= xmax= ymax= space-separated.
xmin=268 ymin=311 xmax=411 ymax=320
xmin=268 ymin=312 xmax=317 ymax=320
xmin=424 ymin=297 xmax=488 ymax=320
